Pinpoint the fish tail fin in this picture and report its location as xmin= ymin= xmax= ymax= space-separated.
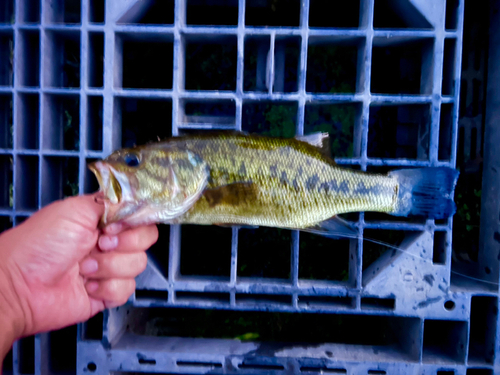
xmin=389 ymin=167 xmax=460 ymax=220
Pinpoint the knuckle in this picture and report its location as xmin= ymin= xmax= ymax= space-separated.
xmin=103 ymin=279 xmax=121 ymax=299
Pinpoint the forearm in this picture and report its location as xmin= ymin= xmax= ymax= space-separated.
xmin=0 ymin=315 xmax=16 ymax=371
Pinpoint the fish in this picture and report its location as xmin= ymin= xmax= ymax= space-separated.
xmin=88 ymin=132 xmax=459 ymax=236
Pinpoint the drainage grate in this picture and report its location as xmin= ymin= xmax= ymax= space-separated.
xmin=1 ymin=0 xmax=499 ymax=374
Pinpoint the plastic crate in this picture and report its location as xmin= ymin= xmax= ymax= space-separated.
xmin=1 ymin=0 xmax=499 ymax=374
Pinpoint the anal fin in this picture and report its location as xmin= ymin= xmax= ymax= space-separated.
xmin=301 ymin=216 xmax=358 ymax=240
xmin=215 ymin=223 xmax=259 ymax=229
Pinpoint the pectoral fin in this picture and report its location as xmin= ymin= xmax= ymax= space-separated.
xmin=203 ymin=182 xmax=260 ymax=208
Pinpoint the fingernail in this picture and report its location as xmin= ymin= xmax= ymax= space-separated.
xmin=99 ymin=235 xmax=118 ymax=251
xmin=105 ymin=223 xmax=122 ymax=235
xmin=80 ymin=259 xmax=99 ymax=275
xmin=86 ymin=281 xmax=99 ymax=293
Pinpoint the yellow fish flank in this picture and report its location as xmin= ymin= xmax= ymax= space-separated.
xmin=176 ymin=134 xmax=397 ymax=228
xmin=89 ymin=132 xmax=459 ymax=229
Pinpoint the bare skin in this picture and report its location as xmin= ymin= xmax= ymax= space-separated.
xmin=0 ymin=194 xmax=159 ymax=370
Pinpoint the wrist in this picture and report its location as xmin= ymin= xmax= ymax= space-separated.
xmin=0 ymin=244 xmax=27 ymax=358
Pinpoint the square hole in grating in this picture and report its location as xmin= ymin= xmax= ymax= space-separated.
xmin=368 ymin=104 xmax=430 ymax=160
xmin=82 ymin=312 xmax=103 ymax=340
xmin=87 ymin=96 xmax=103 ymax=151
xmin=135 ymin=289 xmax=169 ymax=302
xmin=309 ymin=0 xmax=360 ymax=28
xmin=15 ymin=156 xmax=38 ymax=210
xmin=84 ymin=158 xmax=99 ymax=194
xmin=15 ymin=216 xmax=28 ymax=226
xmin=0 ymin=1 xmax=14 ymax=23
xmin=304 ymin=103 xmax=360 ymax=158
xmin=44 ymin=0 xmax=81 ymax=24
xmin=129 ymin=307 xmax=420 ymax=361
xmin=0 ymin=216 xmax=13 ymax=233
xmin=0 ymin=155 xmax=13 ymax=209
xmin=242 ymin=101 xmax=297 ymax=137
xmin=307 ymin=37 xmax=362 ymax=94
xmin=298 ymin=295 xmax=354 ymax=310
xmin=117 ymin=0 xmax=174 ymax=25
xmin=181 ymin=99 xmax=235 ymax=127
xmin=185 ymin=35 xmax=237 ymax=91
xmin=445 ymin=0 xmax=459 ymax=30
xmin=238 ymin=227 xmax=291 ymax=279
xmin=374 ymin=0 xmax=432 ymax=29
xmin=439 ymin=104 xmax=453 ymax=161
xmin=245 ymin=0 xmax=300 ymax=27
xmin=371 ymin=38 xmax=434 ymax=95
xmin=44 ymin=31 xmax=80 ymax=88
xmin=274 ymin=36 xmax=300 ymax=93
xmin=17 ymin=94 xmax=39 ymax=149
xmin=244 ymin=36 xmax=270 ymax=92
xmin=147 ymin=224 xmax=170 ymax=278
xmin=0 ymin=94 xmax=13 ymax=148
xmin=451 ymin=165 xmax=482 ymax=268
xmin=423 ymin=319 xmax=467 ymax=364
xmin=442 ymin=39 xmax=457 ymax=96
xmin=42 ymin=94 xmax=80 ymax=150
xmin=2 ymin=347 xmax=12 ymax=373
xmin=469 ymin=296 xmax=497 ymax=365
xmin=88 ymin=32 xmax=104 ymax=88
xmin=118 ymin=98 xmax=172 ymax=148
xmin=0 ymin=32 xmax=13 ymax=86
xmin=180 ymin=225 xmax=231 ymax=278
xmin=299 ymin=233 xmax=350 ymax=282
xmin=48 ymin=326 xmax=77 ymax=373
xmin=121 ymin=35 xmax=173 ymax=89
xmin=89 ymin=0 xmax=105 ymax=24
xmin=41 ymin=157 xmax=79 ymax=206
xmin=433 ymin=230 xmax=447 ymax=265
xmin=466 ymin=370 xmax=493 ymax=375
xmin=18 ymin=336 xmax=35 ymax=374
xmin=187 ymin=0 xmax=238 ymax=26
xmin=362 ymin=229 xmax=408 ymax=271
xmin=18 ymin=30 xmax=40 ymax=87
xmin=19 ymin=0 xmax=41 ymax=24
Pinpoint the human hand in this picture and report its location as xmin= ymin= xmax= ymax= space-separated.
xmin=0 ymin=194 xmax=158 ymax=343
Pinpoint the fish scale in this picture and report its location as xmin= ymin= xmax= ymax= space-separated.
xmin=173 ymin=134 xmax=397 ymax=228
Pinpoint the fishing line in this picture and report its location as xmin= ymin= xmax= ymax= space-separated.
xmin=307 ymin=229 xmax=500 ymax=287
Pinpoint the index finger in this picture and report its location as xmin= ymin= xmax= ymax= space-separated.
xmin=98 ymin=224 xmax=159 ymax=253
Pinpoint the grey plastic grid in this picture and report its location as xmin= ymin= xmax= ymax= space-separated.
xmin=1 ymin=0 xmax=499 ymax=374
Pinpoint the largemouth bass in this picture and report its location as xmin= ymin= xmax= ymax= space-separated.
xmin=88 ymin=132 xmax=459 ymax=234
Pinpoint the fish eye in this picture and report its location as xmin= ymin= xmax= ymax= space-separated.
xmin=124 ymin=153 xmax=140 ymax=167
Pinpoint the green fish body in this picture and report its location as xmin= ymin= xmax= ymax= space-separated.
xmin=89 ymin=132 xmax=459 ymax=229
xmin=175 ymin=133 xmax=397 ymax=229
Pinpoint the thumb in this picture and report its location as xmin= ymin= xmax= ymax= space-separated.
xmin=59 ymin=194 xmax=105 ymax=232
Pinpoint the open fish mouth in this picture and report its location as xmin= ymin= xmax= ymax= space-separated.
xmin=88 ymin=161 xmax=124 ymax=204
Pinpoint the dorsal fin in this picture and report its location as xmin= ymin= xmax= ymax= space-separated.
xmin=295 ymin=132 xmax=331 ymax=155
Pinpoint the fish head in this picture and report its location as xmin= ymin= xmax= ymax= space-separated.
xmin=88 ymin=145 xmax=209 ymax=226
